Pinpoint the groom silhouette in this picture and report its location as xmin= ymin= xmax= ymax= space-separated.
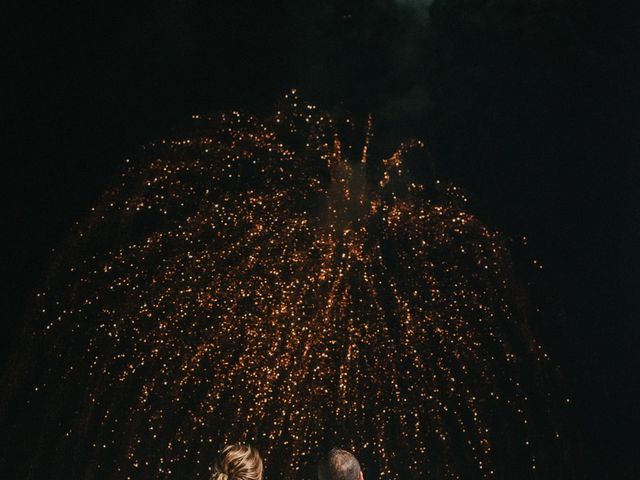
xmin=318 ymin=448 xmax=364 ymax=480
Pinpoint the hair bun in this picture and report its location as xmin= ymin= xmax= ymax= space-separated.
xmin=212 ymin=444 xmax=263 ymax=480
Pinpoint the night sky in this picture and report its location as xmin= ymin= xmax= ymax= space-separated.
xmin=4 ymin=1 xmax=639 ymax=478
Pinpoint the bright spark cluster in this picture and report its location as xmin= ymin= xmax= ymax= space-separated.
xmin=3 ymin=91 xmax=573 ymax=479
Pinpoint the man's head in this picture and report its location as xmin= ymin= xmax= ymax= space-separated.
xmin=318 ymin=448 xmax=363 ymax=480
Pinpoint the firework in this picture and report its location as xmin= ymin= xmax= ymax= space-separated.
xmin=1 ymin=91 xmax=573 ymax=479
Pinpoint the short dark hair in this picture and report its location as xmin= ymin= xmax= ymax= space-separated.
xmin=318 ymin=448 xmax=362 ymax=480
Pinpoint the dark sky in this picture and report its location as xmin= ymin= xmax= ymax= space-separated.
xmin=4 ymin=0 xmax=639 ymax=478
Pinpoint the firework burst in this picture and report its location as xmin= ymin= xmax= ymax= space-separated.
xmin=1 ymin=91 xmax=573 ymax=479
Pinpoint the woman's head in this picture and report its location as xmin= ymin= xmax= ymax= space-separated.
xmin=211 ymin=444 xmax=263 ymax=480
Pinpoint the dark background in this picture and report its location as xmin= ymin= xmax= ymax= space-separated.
xmin=4 ymin=0 xmax=638 ymax=478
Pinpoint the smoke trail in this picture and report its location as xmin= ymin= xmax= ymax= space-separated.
xmin=394 ymin=0 xmax=435 ymax=17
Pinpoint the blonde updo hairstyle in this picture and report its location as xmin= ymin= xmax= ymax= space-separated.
xmin=211 ymin=444 xmax=263 ymax=480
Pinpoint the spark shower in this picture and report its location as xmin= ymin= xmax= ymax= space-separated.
xmin=1 ymin=92 xmax=574 ymax=479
